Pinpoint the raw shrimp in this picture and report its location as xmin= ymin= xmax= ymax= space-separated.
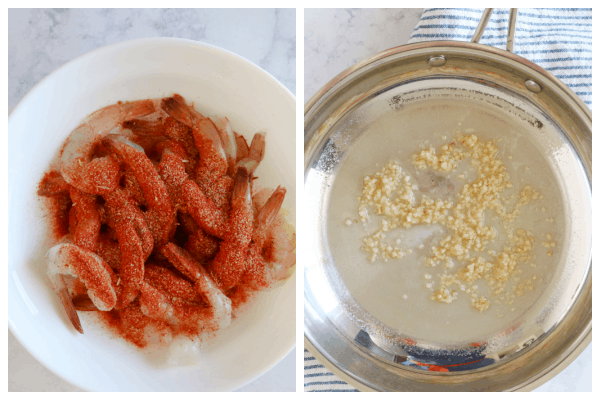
xmin=71 ymin=264 xmax=201 ymax=312
xmin=181 ymin=179 xmax=228 ymax=239
xmin=209 ymin=168 xmax=253 ymax=290
xmin=243 ymin=187 xmax=296 ymax=288
xmin=104 ymin=136 xmax=175 ymax=247
xmin=156 ymin=141 xmax=190 ymax=213
xmin=140 ymin=243 xmax=232 ymax=331
xmin=185 ymin=229 xmax=220 ymax=262
xmin=162 ymin=96 xmax=234 ymax=209
xmin=103 ymin=189 xmax=147 ymax=308
xmin=210 ymin=117 xmax=237 ymax=175
xmin=235 ymin=132 xmax=250 ymax=162
xmin=177 ymin=212 xmax=220 ymax=262
xmin=162 ymin=96 xmax=227 ymax=176
xmin=61 ymin=100 xmax=156 ymax=195
xmin=38 ymin=171 xmax=69 ymax=196
xmin=69 ymin=187 xmax=101 ymax=252
xmin=103 ymin=188 xmax=153 ymax=260
xmin=123 ymin=109 xmax=199 ymax=176
xmin=39 ymin=94 xmax=295 ymax=351
xmin=235 ymin=131 xmax=266 ymax=175
xmin=162 ymin=95 xmax=268 ymax=211
xmin=144 ymin=264 xmax=200 ymax=303
xmin=47 ymin=243 xmax=118 ymax=333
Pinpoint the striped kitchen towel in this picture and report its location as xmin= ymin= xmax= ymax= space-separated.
xmin=408 ymin=8 xmax=592 ymax=110
xmin=305 ymin=7 xmax=591 ymax=392
xmin=304 ymin=349 xmax=359 ymax=392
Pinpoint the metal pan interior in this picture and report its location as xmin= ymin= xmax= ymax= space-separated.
xmin=304 ymin=46 xmax=591 ymax=390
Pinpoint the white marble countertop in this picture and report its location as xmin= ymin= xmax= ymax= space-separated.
xmin=304 ymin=8 xmax=591 ymax=392
xmin=8 ymin=8 xmax=295 ymax=392
xmin=304 ymin=8 xmax=423 ymax=101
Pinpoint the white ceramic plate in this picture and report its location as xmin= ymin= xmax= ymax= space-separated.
xmin=8 ymin=38 xmax=296 ymax=392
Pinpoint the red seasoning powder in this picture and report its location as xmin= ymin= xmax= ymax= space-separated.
xmin=37 ymin=95 xmax=295 ymax=351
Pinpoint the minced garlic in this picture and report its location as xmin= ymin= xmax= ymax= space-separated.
xmin=357 ymin=133 xmax=549 ymax=312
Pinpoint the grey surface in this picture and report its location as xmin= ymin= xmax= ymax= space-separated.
xmin=304 ymin=7 xmax=591 ymax=392
xmin=304 ymin=8 xmax=423 ymax=101
xmin=9 ymin=8 xmax=295 ymax=111
xmin=8 ymin=8 xmax=295 ymax=392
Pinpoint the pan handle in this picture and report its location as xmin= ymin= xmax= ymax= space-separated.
xmin=471 ymin=8 xmax=518 ymax=53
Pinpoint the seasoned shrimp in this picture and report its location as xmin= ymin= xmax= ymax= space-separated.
xmin=243 ymin=187 xmax=296 ymax=288
xmin=208 ymin=168 xmax=253 ymax=290
xmin=38 ymin=171 xmax=69 ymax=197
xmin=161 ymin=95 xmax=268 ymax=211
xmin=47 ymin=243 xmax=118 ymax=333
xmin=177 ymin=212 xmax=220 ymax=262
xmin=39 ymin=94 xmax=295 ymax=350
xmin=61 ymin=100 xmax=156 ymax=195
xmin=156 ymin=141 xmax=190 ymax=213
xmin=104 ymin=136 xmax=176 ymax=247
xmin=162 ymin=96 xmax=227 ymax=176
xmin=185 ymin=229 xmax=220 ymax=262
xmin=161 ymin=96 xmax=234 ymax=208
xmin=181 ymin=179 xmax=228 ymax=239
xmin=141 ymin=243 xmax=232 ymax=331
xmin=123 ymin=110 xmax=199 ymax=177
xmin=103 ymin=189 xmax=147 ymax=308
xmin=69 ymin=187 xmax=101 ymax=252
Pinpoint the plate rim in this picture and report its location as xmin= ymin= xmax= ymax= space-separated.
xmin=8 ymin=36 xmax=296 ymax=392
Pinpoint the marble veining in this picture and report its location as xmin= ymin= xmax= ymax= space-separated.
xmin=9 ymin=8 xmax=295 ymax=113
xmin=304 ymin=8 xmax=423 ymax=101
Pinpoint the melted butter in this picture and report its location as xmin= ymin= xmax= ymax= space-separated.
xmin=326 ymin=100 xmax=566 ymax=343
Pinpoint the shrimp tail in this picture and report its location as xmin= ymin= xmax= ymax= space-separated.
xmin=193 ymin=118 xmax=229 ymax=176
xmin=38 ymin=172 xmax=70 ymax=197
xmin=234 ymin=132 xmax=250 ymax=162
xmin=210 ymin=117 xmax=238 ymax=175
xmin=48 ymin=273 xmax=84 ymax=333
xmin=235 ymin=131 xmax=266 ymax=175
xmin=256 ymin=186 xmax=286 ymax=230
xmin=249 ymin=132 xmax=266 ymax=164
xmin=122 ymin=118 xmax=165 ymax=136
xmin=232 ymin=166 xmax=250 ymax=201
xmin=46 ymin=243 xmax=118 ymax=313
xmin=161 ymin=95 xmax=203 ymax=127
xmin=72 ymin=294 xmax=99 ymax=312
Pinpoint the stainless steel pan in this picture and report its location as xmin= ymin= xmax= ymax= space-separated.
xmin=304 ymin=9 xmax=591 ymax=391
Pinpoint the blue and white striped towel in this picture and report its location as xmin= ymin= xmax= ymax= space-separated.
xmin=408 ymin=8 xmax=592 ymax=110
xmin=304 ymin=349 xmax=359 ymax=392
xmin=304 ymin=8 xmax=592 ymax=392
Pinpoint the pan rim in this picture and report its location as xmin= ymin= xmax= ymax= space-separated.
xmin=304 ymin=40 xmax=592 ymax=392
xmin=305 ymin=41 xmax=591 ymax=122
